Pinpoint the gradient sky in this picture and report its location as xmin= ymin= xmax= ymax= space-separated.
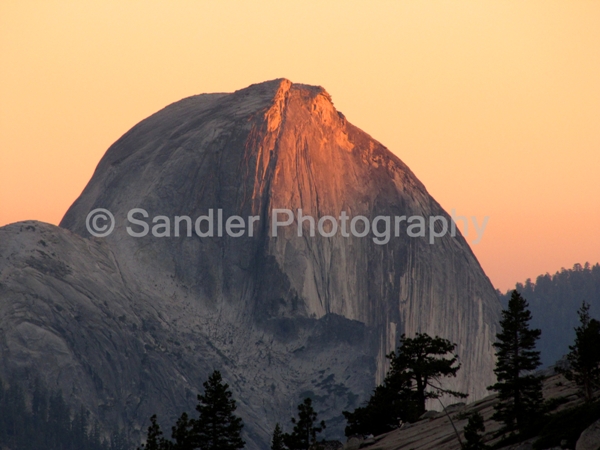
xmin=1 ymin=1 xmax=599 ymax=291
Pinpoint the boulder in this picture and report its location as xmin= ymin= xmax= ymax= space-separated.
xmin=576 ymin=418 xmax=600 ymax=450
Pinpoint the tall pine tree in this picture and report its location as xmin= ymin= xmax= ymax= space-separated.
xmin=388 ymin=333 xmax=466 ymax=417
xmin=194 ymin=370 xmax=245 ymax=450
xmin=561 ymin=301 xmax=600 ymax=401
xmin=138 ymin=415 xmax=167 ymax=450
xmin=171 ymin=412 xmax=195 ymax=450
xmin=270 ymin=423 xmax=286 ymax=450
xmin=283 ymin=398 xmax=325 ymax=450
xmin=489 ymin=290 xmax=543 ymax=433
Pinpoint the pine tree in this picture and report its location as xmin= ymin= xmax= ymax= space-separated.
xmin=488 ymin=290 xmax=543 ymax=433
xmin=463 ymin=412 xmax=487 ymax=450
xmin=194 ymin=370 xmax=245 ymax=450
xmin=561 ymin=301 xmax=600 ymax=401
xmin=138 ymin=415 xmax=166 ymax=450
xmin=343 ymin=333 xmax=465 ymax=436
xmin=170 ymin=412 xmax=195 ymax=450
xmin=271 ymin=423 xmax=286 ymax=450
xmin=388 ymin=333 xmax=467 ymax=417
xmin=283 ymin=398 xmax=325 ymax=450
xmin=343 ymin=372 xmax=417 ymax=436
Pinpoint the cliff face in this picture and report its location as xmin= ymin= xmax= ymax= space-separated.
xmin=0 ymin=79 xmax=501 ymax=447
xmin=0 ymin=221 xmax=378 ymax=448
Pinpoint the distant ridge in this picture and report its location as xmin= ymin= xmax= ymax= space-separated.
xmin=497 ymin=262 xmax=600 ymax=366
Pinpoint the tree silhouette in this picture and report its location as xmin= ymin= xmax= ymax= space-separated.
xmin=170 ymin=412 xmax=195 ymax=450
xmin=138 ymin=371 xmax=245 ymax=450
xmin=283 ymin=398 xmax=325 ymax=450
xmin=561 ymin=301 xmax=600 ymax=401
xmin=463 ymin=412 xmax=487 ymax=450
xmin=194 ymin=370 xmax=245 ymax=450
xmin=270 ymin=423 xmax=286 ymax=450
xmin=388 ymin=333 xmax=466 ymax=417
xmin=489 ymin=290 xmax=543 ymax=433
xmin=343 ymin=372 xmax=417 ymax=436
xmin=138 ymin=415 xmax=167 ymax=450
xmin=343 ymin=332 xmax=465 ymax=436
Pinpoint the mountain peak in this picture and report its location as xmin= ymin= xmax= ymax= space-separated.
xmin=60 ymin=79 xmax=500 ymax=405
xmin=237 ymin=78 xmax=330 ymax=97
xmin=234 ymin=78 xmax=334 ymax=113
xmin=2 ymin=80 xmax=502 ymax=448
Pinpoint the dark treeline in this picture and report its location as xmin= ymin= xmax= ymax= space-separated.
xmin=0 ymin=378 xmax=128 ymax=450
xmin=497 ymin=262 xmax=600 ymax=366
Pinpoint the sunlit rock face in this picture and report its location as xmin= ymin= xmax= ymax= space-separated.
xmin=1 ymin=79 xmax=501 ymax=448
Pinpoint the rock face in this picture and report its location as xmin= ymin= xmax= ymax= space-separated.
xmin=576 ymin=419 xmax=600 ymax=450
xmin=0 ymin=79 xmax=501 ymax=448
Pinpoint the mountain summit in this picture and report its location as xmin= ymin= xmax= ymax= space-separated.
xmin=1 ymin=79 xmax=501 ymax=447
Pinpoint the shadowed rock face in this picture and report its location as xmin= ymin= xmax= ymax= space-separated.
xmin=0 ymin=79 xmax=501 ymax=447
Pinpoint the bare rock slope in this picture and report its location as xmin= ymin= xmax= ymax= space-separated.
xmin=0 ymin=79 xmax=501 ymax=447
xmin=357 ymin=372 xmax=584 ymax=450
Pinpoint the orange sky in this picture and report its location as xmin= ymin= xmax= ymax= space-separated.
xmin=1 ymin=1 xmax=599 ymax=291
